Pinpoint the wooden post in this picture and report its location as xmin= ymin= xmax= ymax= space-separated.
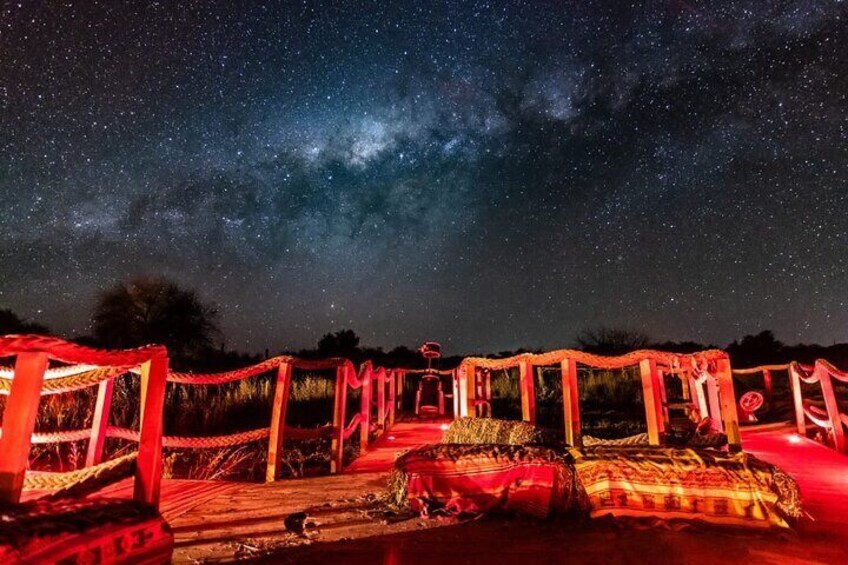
xmin=789 ymin=365 xmax=806 ymax=436
xmin=376 ymin=368 xmax=386 ymax=431
xmin=330 ymin=365 xmax=348 ymax=474
xmin=658 ymin=369 xmax=669 ymax=427
xmin=0 ymin=352 xmax=48 ymax=504
xmin=706 ymin=373 xmax=724 ymax=432
xmin=457 ymin=367 xmax=467 ymax=417
xmin=396 ymin=370 xmax=405 ymax=412
xmin=85 ymin=377 xmax=115 ymax=467
xmin=763 ymin=369 xmax=774 ymax=413
xmin=464 ymin=363 xmax=476 ymax=418
xmin=484 ymin=369 xmax=492 ymax=418
xmin=452 ymin=369 xmax=460 ymax=418
xmin=560 ymin=358 xmax=581 ymax=447
xmin=639 ymin=359 xmax=664 ymax=445
xmin=134 ymin=353 xmax=168 ymax=507
xmin=388 ymin=369 xmax=396 ymax=427
xmin=716 ymin=358 xmax=742 ymax=451
xmin=690 ymin=374 xmax=709 ymax=421
xmin=266 ymin=362 xmax=293 ymax=482
xmin=519 ymin=361 xmax=537 ymax=424
xmin=818 ymin=363 xmax=847 ymax=453
xmin=360 ymin=365 xmax=371 ymax=451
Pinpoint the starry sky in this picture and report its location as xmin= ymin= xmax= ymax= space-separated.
xmin=1 ymin=1 xmax=847 ymax=354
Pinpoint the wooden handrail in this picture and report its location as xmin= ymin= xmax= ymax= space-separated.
xmin=0 ymin=336 xmax=167 ymax=508
xmin=790 ymin=360 xmax=847 ymax=454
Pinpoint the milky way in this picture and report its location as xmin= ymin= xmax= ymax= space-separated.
xmin=1 ymin=1 xmax=847 ymax=353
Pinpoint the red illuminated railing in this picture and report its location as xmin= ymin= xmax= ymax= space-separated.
xmin=458 ymin=349 xmax=739 ymax=450
xmin=0 ymin=335 xmax=168 ymax=507
xmin=732 ymin=364 xmax=790 ymax=418
xmin=0 ymin=336 xmax=403 ymax=505
xmin=328 ymin=360 xmax=397 ymax=474
xmin=789 ymin=360 xmax=848 ymax=454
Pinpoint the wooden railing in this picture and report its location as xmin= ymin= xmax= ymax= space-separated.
xmin=329 ymin=361 xmax=397 ymax=473
xmin=459 ymin=349 xmax=740 ymax=451
xmin=0 ymin=335 xmax=168 ymax=506
xmin=732 ymin=364 xmax=790 ymax=416
xmin=0 ymin=335 xmax=402 ymax=507
xmin=789 ymin=360 xmax=847 ymax=454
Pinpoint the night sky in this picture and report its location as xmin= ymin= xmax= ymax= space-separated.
xmin=1 ymin=1 xmax=847 ymax=354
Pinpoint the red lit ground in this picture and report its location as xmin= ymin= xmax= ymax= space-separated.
xmin=148 ymin=422 xmax=848 ymax=563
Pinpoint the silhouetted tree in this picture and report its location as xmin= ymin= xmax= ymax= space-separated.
xmin=317 ymin=329 xmax=361 ymax=359
xmin=0 ymin=309 xmax=50 ymax=335
xmin=577 ymin=326 xmax=652 ymax=355
xmin=726 ymin=330 xmax=786 ymax=367
xmin=92 ymin=277 xmax=219 ymax=363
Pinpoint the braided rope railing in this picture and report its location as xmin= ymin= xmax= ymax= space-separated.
xmin=165 ymin=356 xmax=351 ymax=385
xmin=789 ymin=360 xmax=847 ymax=453
xmin=0 ymin=335 xmax=169 ymax=506
xmin=22 ymin=453 xmax=138 ymax=492
xmin=803 ymin=402 xmax=833 ymax=429
xmin=819 ymin=359 xmax=848 ymax=384
xmin=791 ymin=362 xmax=821 ymax=385
xmin=732 ymin=364 xmax=791 ymax=375
xmin=101 ymin=424 xmax=333 ymax=448
xmin=461 ymin=348 xmax=728 ymax=371
xmin=0 ymin=334 xmax=166 ymax=366
xmin=342 ymin=413 xmax=364 ymax=441
xmin=0 ymin=366 xmax=127 ymax=396
xmin=0 ymin=363 xmax=98 ymax=380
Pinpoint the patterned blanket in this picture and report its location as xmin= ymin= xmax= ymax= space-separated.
xmin=389 ymin=444 xmax=576 ymax=518
xmin=570 ymin=445 xmax=802 ymax=530
xmin=0 ymin=498 xmax=173 ymax=564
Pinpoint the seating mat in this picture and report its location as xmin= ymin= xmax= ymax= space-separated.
xmin=0 ymin=498 xmax=173 ymax=564
xmin=389 ymin=444 xmax=576 ymax=518
xmin=570 ymin=445 xmax=802 ymax=530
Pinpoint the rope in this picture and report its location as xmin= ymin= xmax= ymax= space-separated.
xmin=30 ymin=429 xmax=92 ymax=444
xmin=733 ymin=364 xmax=790 ymax=375
xmin=803 ymin=402 xmax=833 ymax=429
xmin=818 ymin=359 xmax=848 ymax=384
xmin=0 ymin=428 xmax=93 ymax=444
xmin=0 ymin=334 xmax=165 ymax=367
xmin=23 ymin=452 xmax=137 ymax=492
xmin=164 ymin=355 xmax=351 ymax=385
xmin=462 ymin=348 xmax=728 ymax=371
xmin=103 ymin=425 xmax=333 ymax=447
xmin=0 ymin=366 xmax=126 ymax=396
xmin=790 ymin=362 xmax=820 ymax=385
xmin=0 ymin=363 xmax=98 ymax=380
xmin=166 ymin=357 xmax=285 ymax=385
xmin=342 ymin=413 xmax=363 ymax=440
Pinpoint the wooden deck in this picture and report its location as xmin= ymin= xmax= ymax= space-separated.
xmin=98 ymin=423 xmax=848 ymax=563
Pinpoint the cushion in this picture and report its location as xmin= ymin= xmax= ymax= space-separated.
xmin=570 ymin=445 xmax=801 ymax=530
xmin=389 ymin=444 xmax=576 ymax=518
xmin=0 ymin=498 xmax=173 ymax=564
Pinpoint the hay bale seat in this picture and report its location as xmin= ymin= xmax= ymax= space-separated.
xmin=570 ymin=445 xmax=802 ymax=531
xmin=390 ymin=418 xmax=802 ymax=530
xmin=389 ymin=444 xmax=576 ymax=518
xmin=441 ymin=417 xmax=557 ymax=447
xmin=0 ymin=498 xmax=173 ymax=564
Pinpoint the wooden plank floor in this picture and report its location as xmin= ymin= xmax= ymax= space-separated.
xmin=345 ymin=419 xmax=448 ymax=473
xmin=146 ymin=424 xmax=848 ymax=563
